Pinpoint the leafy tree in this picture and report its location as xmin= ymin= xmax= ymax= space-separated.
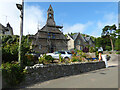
xmin=2 ymin=35 xmax=32 ymax=64
xmin=115 ymin=23 xmax=120 ymax=38
xmin=115 ymin=38 xmax=120 ymax=51
xmin=105 ymin=46 xmax=111 ymax=51
xmin=101 ymin=24 xmax=117 ymax=51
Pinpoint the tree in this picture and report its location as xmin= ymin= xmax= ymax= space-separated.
xmin=95 ymin=37 xmax=111 ymax=51
xmin=115 ymin=23 xmax=120 ymax=38
xmin=114 ymin=23 xmax=120 ymax=51
xmin=101 ymin=24 xmax=117 ymax=51
xmin=115 ymin=38 xmax=120 ymax=51
xmin=2 ymin=35 xmax=32 ymax=63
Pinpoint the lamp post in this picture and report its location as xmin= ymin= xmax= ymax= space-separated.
xmin=16 ymin=0 xmax=24 ymax=66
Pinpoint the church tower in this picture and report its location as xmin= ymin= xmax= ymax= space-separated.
xmin=30 ymin=4 xmax=68 ymax=54
xmin=46 ymin=5 xmax=56 ymax=26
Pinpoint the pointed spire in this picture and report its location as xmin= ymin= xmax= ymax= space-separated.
xmin=47 ymin=4 xmax=53 ymax=12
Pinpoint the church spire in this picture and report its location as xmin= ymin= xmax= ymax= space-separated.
xmin=47 ymin=4 xmax=54 ymax=20
xmin=46 ymin=4 xmax=56 ymax=26
xmin=47 ymin=4 xmax=54 ymax=12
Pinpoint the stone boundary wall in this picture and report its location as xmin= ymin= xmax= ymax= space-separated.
xmin=20 ymin=61 xmax=105 ymax=87
xmin=86 ymin=53 xmax=96 ymax=58
xmin=103 ymin=51 xmax=120 ymax=54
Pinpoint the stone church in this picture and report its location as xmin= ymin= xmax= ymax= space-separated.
xmin=30 ymin=5 xmax=68 ymax=54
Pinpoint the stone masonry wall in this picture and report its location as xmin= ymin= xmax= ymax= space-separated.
xmin=20 ymin=61 xmax=105 ymax=87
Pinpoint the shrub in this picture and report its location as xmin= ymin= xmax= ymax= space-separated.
xmin=77 ymin=51 xmax=87 ymax=58
xmin=95 ymin=51 xmax=99 ymax=58
xmin=71 ymin=50 xmax=77 ymax=56
xmin=24 ymin=55 xmax=35 ymax=66
xmin=45 ymin=55 xmax=54 ymax=63
xmin=109 ymin=52 xmax=112 ymax=54
xmin=116 ymin=52 xmax=120 ymax=54
xmin=89 ymin=47 xmax=95 ymax=53
xmin=38 ymin=54 xmax=46 ymax=64
xmin=1 ymin=62 xmax=26 ymax=87
xmin=71 ymin=56 xmax=82 ymax=62
xmin=59 ymin=53 xmax=64 ymax=63
xmin=2 ymin=35 xmax=32 ymax=63
xmin=71 ymin=57 xmax=79 ymax=62
xmin=105 ymin=46 xmax=111 ymax=51
xmin=82 ymin=53 xmax=87 ymax=58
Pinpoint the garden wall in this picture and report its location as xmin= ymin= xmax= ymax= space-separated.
xmin=19 ymin=61 xmax=105 ymax=87
xmin=103 ymin=51 xmax=120 ymax=54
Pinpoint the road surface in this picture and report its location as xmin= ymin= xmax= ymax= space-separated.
xmin=25 ymin=54 xmax=119 ymax=88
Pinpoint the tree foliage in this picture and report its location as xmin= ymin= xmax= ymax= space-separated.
xmin=2 ymin=35 xmax=32 ymax=63
xmin=95 ymin=24 xmax=119 ymax=51
xmin=101 ymin=24 xmax=117 ymax=51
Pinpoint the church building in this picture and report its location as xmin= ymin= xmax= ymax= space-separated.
xmin=30 ymin=5 xmax=68 ymax=54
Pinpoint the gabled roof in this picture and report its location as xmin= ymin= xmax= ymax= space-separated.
xmin=68 ymin=33 xmax=94 ymax=43
xmin=0 ymin=23 xmax=9 ymax=31
xmin=83 ymin=37 xmax=90 ymax=42
xmin=38 ymin=25 xmax=62 ymax=34
xmin=85 ymin=37 xmax=90 ymax=41
xmin=68 ymin=33 xmax=79 ymax=40
xmin=84 ymin=36 xmax=94 ymax=43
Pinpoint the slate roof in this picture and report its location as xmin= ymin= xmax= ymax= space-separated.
xmin=68 ymin=33 xmax=79 ymax=40
xmin=0 ymin=23 xmax=9 ymax=31
xmin=38 ymin=25 xmax=62 ymax=34
xmin=68 ymin=33 xmax=85 ymax=41
xmin=83 ymin=37 xmax=90 ymax=42
xmin=68 ymin=33 xmax=94 ymax=43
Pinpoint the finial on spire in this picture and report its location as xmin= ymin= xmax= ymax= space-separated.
xmin=47 ymin=4 xmax=53 ymax=12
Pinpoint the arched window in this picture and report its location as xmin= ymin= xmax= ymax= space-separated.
xmin=49 ymin=14 xmax=52 ymax=18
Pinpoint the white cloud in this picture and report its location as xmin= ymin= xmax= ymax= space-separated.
xmin=63 ymin=12 xmax=118 ymax=37
xmin=0 ymin=1 xmax=46 ymax=35
xmin=90 ymin=12 xmax=118 ymax=37
xmin=63 ymin=22 xmax=93 ymax=34
xmin=0 ymin=0 xmax=21 ymax=35
xmin=24 ymin=5 xmax=46 ymax=35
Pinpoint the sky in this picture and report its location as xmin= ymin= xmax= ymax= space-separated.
xmin=0 ymin=1 xmax=118 ymax=37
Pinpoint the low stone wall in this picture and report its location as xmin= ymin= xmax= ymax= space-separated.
xmin=103 ymin=51 xmax=120 ymax=54
xmin=86 ymin=53 xmax=96 ymax=58
xmin=20 ymin=61 xmax=105 ymax=87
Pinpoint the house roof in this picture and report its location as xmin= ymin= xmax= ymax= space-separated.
xmin=68 ymin=33 xmax=94 ymax=43
xmin=38 ymin=25 xmax=62 ymax=34
xmin=0 ymin=23 xmax=9 ymax=31
xmin=84 ymin=36 xmax=94 ymax=43
xmin=83 ymin=37 xmax=90 ymax=42
xmin=68 ymin=33 xmax=79 ymax=40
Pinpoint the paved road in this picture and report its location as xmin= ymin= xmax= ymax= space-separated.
xmin=25 ymin=54 xmax=119 ymax=88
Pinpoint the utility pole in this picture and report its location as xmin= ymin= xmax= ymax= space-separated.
xmin=16 ymin=0 xmax=24 ymax=67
